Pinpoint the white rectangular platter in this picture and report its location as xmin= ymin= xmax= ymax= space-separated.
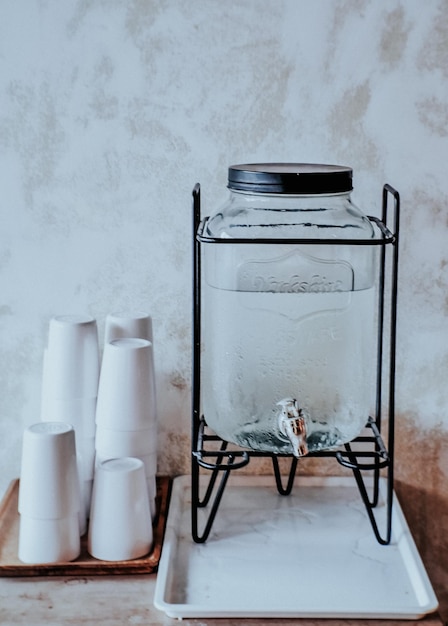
xmin=154 ymin=474 xmax=438 ymax=619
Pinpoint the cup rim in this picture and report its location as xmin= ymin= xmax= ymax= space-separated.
xmin=26 ymin=422 xmax=74 ymax=437
xmin=106 ymin=311 xmax=151 ymax=321
xmin=98 ymin=457 xmax=144 ymax=473
xmin=51 ymin=314 xmax=96 ymax=326
xmin=108 ymin=338 xmax=152 ymax=349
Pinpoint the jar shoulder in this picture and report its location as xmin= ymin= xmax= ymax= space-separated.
xmin=205 ymin=193 xmax=374 ymax=239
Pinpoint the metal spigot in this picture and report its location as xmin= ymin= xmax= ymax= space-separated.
xmin=277 ymin=397 xmax=309 ymax=458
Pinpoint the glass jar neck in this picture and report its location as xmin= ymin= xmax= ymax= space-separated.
xmin=227 ymin=188 xmax=352 ymax=209
xmin=229 ymin=189 xmax=351 ymax=199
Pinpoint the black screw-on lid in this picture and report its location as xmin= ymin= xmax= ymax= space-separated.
xmin=228 ymin=163 xmax=353 ymax=194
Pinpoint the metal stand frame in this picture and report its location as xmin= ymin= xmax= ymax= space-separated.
xmin=191 ymin=183 xmax=400 ymax=545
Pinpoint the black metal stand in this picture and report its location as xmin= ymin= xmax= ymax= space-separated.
xmin=191 ymin=183 xmax=400 ymax=545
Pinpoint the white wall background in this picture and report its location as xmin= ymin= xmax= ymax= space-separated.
xmin=0 ymin=1 xmax=447 ymax=498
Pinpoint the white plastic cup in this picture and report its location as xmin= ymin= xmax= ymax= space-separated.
xmin=18 ymin=423 xmax=80 ymax=520
xmin=94 ymin=426 xmax=157 ymax=484
xmin=41 ymin=395 xmax=97 ymax=531
xmin=94 ymin=426 xmax=157 ymax=521
xmin=94 ymin=425 xmax=157 ymax=517
xmin=95 ymin=448 xmax=157 ymax=492
xmin=88 ymin=457 xmax=153 ymax=561
xmin=42 ymin=315 xmax=100 ymax=400
xmin=41 ymin=396 xmax=97 ymax=439
xmin=104 ymin=311 xmax=153 ymax=344
xmin=18 ymin=515 xmax=80 ymax=564
xmin=94 ymin=450 xmax=157 ymax=520
xmin=95 ymin=338 xmax=156 ymax=431
xmin=94 ymin=425 xmax=157 ymax=458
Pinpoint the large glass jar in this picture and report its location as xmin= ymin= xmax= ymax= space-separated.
xmin=200 ymin=163 xmax=377 ymax=457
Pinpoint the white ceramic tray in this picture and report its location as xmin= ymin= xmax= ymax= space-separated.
xmin=154 ymin=474 xmax=438 ymax=619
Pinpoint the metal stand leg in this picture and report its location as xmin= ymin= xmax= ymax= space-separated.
xmin=191 ymin=449 xmax=234 ymax=543
xmin=272 ymin=456 xmax=298 ymax=495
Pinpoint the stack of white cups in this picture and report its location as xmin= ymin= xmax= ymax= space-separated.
xmin=95 ymin=313 xmax=157 ymax=519
xmin=40 ymin=315 xmax=100 ymax=535
xmin=18 ymin=423 xmax=81 ymax=563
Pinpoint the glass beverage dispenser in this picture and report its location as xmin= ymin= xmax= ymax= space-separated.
xmin=202 ymin=164 xmax=376 ymax=457
xmin=192 ymin=163 xmax=399 ymax=544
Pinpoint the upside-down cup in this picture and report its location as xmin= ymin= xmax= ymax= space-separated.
xmin=88 ymin=457 xmax=153 ymax=561
xmin=94 ymin=430 xmax=157 ymax=521
xmin=43 ymin=315 xmax=100 ymax=400
xmin=95 ymin=338 xmax=156 ymax=432
xmin=94 ymin=425 xmax=157 ymax=459
xmin=40 ymin=396 xmax=96 ymax=534
xmin=18 ymin=515 xmax=80 ymax=564
xmin=104 ymin=311 xmax=153 ymax=344
xmin=18 ymin=423 xmax=80 ymax=520
xmin=41 ymin=395 xmax=97 ymax=439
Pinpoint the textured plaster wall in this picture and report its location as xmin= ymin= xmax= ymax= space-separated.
xmin=0 ymin=0 xmax=447 ymax=616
